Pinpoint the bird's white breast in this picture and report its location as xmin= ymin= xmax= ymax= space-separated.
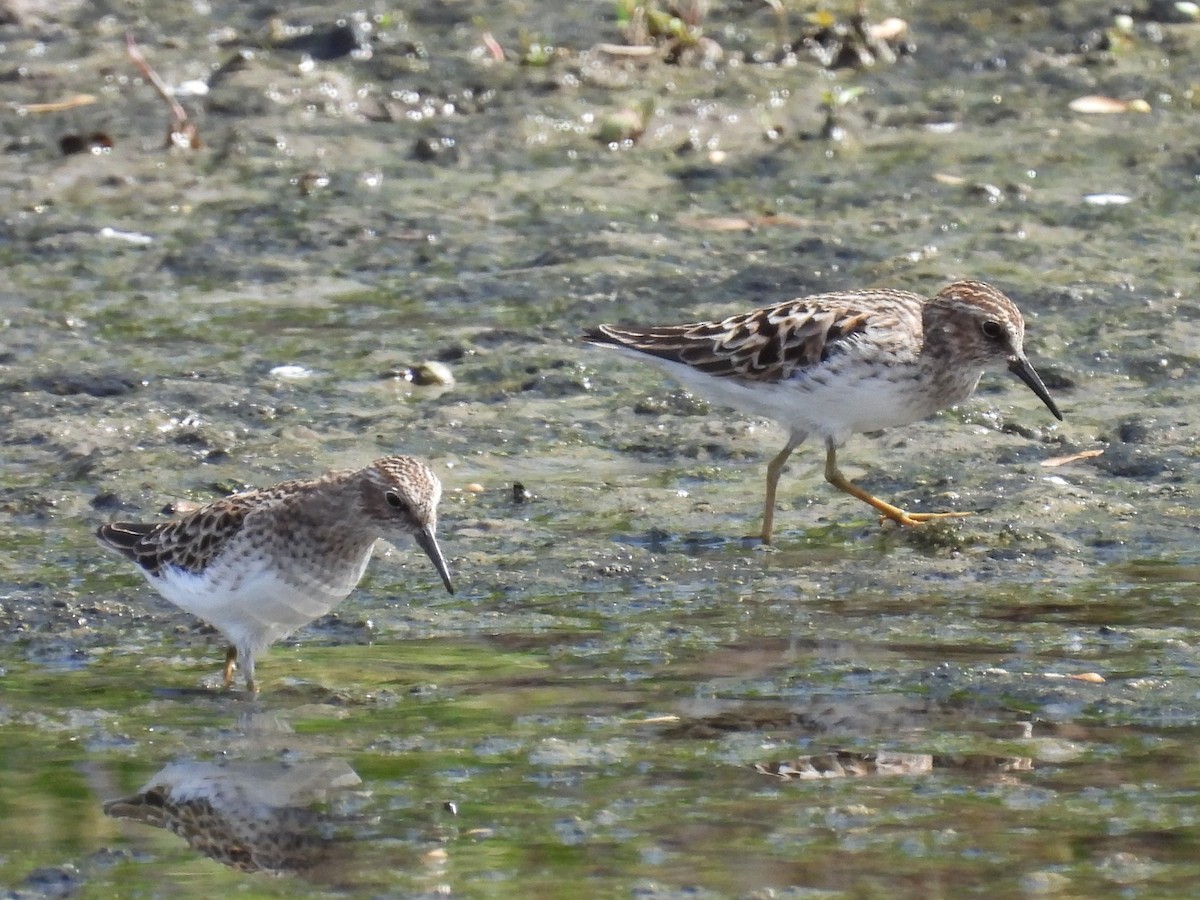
xmin=632 ymin=352 xmax=960 ymax=444
xmin=142 ymin=545 xmax=374 ymax=653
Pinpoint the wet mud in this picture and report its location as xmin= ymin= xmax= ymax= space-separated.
xmin=3 ymin=1 xmax=1200 ymax=896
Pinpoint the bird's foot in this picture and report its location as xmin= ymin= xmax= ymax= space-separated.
xmin=884 ymin=509 xmax=971 ymax=527
xmin=222 ymin=646 xmax=237 ymax=688
xmin=747 ymin=533 xmax=779 ymax=549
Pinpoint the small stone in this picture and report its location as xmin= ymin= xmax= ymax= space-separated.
xmin=1094 ymin=445 xmax=1165 ymax=478
xmin=1117 ymin=418 xmax=1152 ymax=444
xmin=91 ymin=491 xmax=124 ymax=510
xmin=408 ymin=361 xmax=455 ymax=386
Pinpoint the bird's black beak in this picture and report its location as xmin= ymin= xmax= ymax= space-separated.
xmin=1008 ymin=355 xmax=1063 ymax=421
xmin=415 ymin=527 xmax=455 ymax=594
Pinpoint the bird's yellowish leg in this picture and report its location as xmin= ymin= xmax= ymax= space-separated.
xmin=761 ymin=436 xmax=802 ymax=545
xmin=823 ymin=441 xmax=970 ymax=526
xmin=222 ymin=646 xmax=237 ymax=687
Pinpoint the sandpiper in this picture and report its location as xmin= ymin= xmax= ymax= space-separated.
xmin=583 ymin=280 xmax=1062 ymax=544
xmin=97 ymin=455 xmax=454 ymax=691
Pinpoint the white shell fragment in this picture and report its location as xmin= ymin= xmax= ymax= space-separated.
xmin=98 ymin=227 xmax=154 ymax=245
xmin=269 ymin=365 xmax=313 ymax=379
xmin=1068 ymin=95 xmax=1151 ymax=114
xmin=1083 ymin=193 xmax=1133 ymax=206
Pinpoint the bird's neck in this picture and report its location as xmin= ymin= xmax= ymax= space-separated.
xmin=918 ymin=303 xmax=986 ymax=406
xmin=281 ymin=482 xmax=380 ymax=553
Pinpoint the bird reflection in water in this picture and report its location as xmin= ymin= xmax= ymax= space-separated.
xmin=103 ymin=758 xmax=362 ymax=875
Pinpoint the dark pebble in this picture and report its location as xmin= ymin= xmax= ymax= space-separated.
xmin=1033 ymin=365 xmax=1076 ymax=391
xmin=30 ymin=373 xmax=139 ymax=397
xmin=276 ymin=23 xmax=360 ymax=60
xmin=519 ymin=373 xmax=588 ymax=397
xmin=1143 ymin=0 xmax=1200 ymax=23
xmin=1000 ymin=422 xmax=1039 ymax=440
xmin=21 ymin=865 xmax=80 ymax=898
xmin=90 ymin=491 xmax=124 ymax=510
xmin=1093 ymin=445 xmax=1166 ymax=478
xmin=412 ymin=134 xmax=459 ymax=163
xmin=1117 ymin=417 xmax=1153 ymax=444
xmin=632 ymin=392 xmax=710 ymax=416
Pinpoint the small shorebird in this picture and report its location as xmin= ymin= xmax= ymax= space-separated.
xmin=97 ymin=455 xmax=453 ymax=691
xmin=583 ymin=280 xmax=1062 ymax=544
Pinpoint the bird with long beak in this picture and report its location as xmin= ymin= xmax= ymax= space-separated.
xmin=97 ymin=455 xmax=453 ymax=692
xmin=584 ymin=281 xmax=1062 ymax=544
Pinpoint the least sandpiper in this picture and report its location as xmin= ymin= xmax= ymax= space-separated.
xmin=97 ymin=455 xmax=454 ymax=692
xmin=583 ymin=280 xmax=1062 ymax=544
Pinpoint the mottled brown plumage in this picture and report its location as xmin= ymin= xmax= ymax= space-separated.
xmin=595 ymin=303 xmax=880 ymax=380
xmin=584 ymin=281 xmax=1062 ymax=543
xmin=97 ymin=499 xmax=251 ymax=576
xmin=97 ymin=456 xmax=453 ymax=691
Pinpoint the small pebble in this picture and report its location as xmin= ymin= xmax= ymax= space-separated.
xmin=269 ymin=364 xmax=312 ymax=379
xmin=408 ymin=361 xmax=455 ymax=386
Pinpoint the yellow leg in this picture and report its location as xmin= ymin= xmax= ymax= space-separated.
xmin=761 ymin=436 xmax=802 ymax=545
xmin=823 ymin=441 xmax=970 ymax=527
xmin=222 ymin=646 xmax=237 ymax=687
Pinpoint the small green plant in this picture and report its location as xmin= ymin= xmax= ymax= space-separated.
xmin=597 ymin=96 xmax=657 ymax=146
xmin=616 ymin=0 xmax=707 ymax=49
xmin=819 ymin=84 xmax=865 ymax=141
xmin=518 ymin=29 xmax=555 ymax=66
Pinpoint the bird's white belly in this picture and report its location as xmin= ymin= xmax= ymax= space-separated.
xmin=145 ymin=551 xmax=372 ymax=652
xmin=653 ymin=356 xmax=938 ymax=442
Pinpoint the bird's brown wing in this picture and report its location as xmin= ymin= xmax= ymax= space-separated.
xmin=582 ymin=294 xmax=903 ymax=383
xmin=96 ymin=497 xmax=255 ymax=576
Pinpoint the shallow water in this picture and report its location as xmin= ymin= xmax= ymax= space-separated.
xmin=4 ymin=1 xmax=1200 ymax=897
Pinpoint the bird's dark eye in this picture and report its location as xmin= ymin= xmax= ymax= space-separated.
xmin=385 ymin=491 xmax=406 ymax=510
xmin=981 ymin=320 xmax=1004 ymax=340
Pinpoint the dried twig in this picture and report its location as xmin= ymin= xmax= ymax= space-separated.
xmin=126 ymin=31 xmax=201 ymax=149
xmin=480 ymin=30 xmax=506 ymax=61
xmin=11 ymin=94 xmax=98 ymax=114
xmin=1040 ymin=449 xmax=1104 ymax=468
